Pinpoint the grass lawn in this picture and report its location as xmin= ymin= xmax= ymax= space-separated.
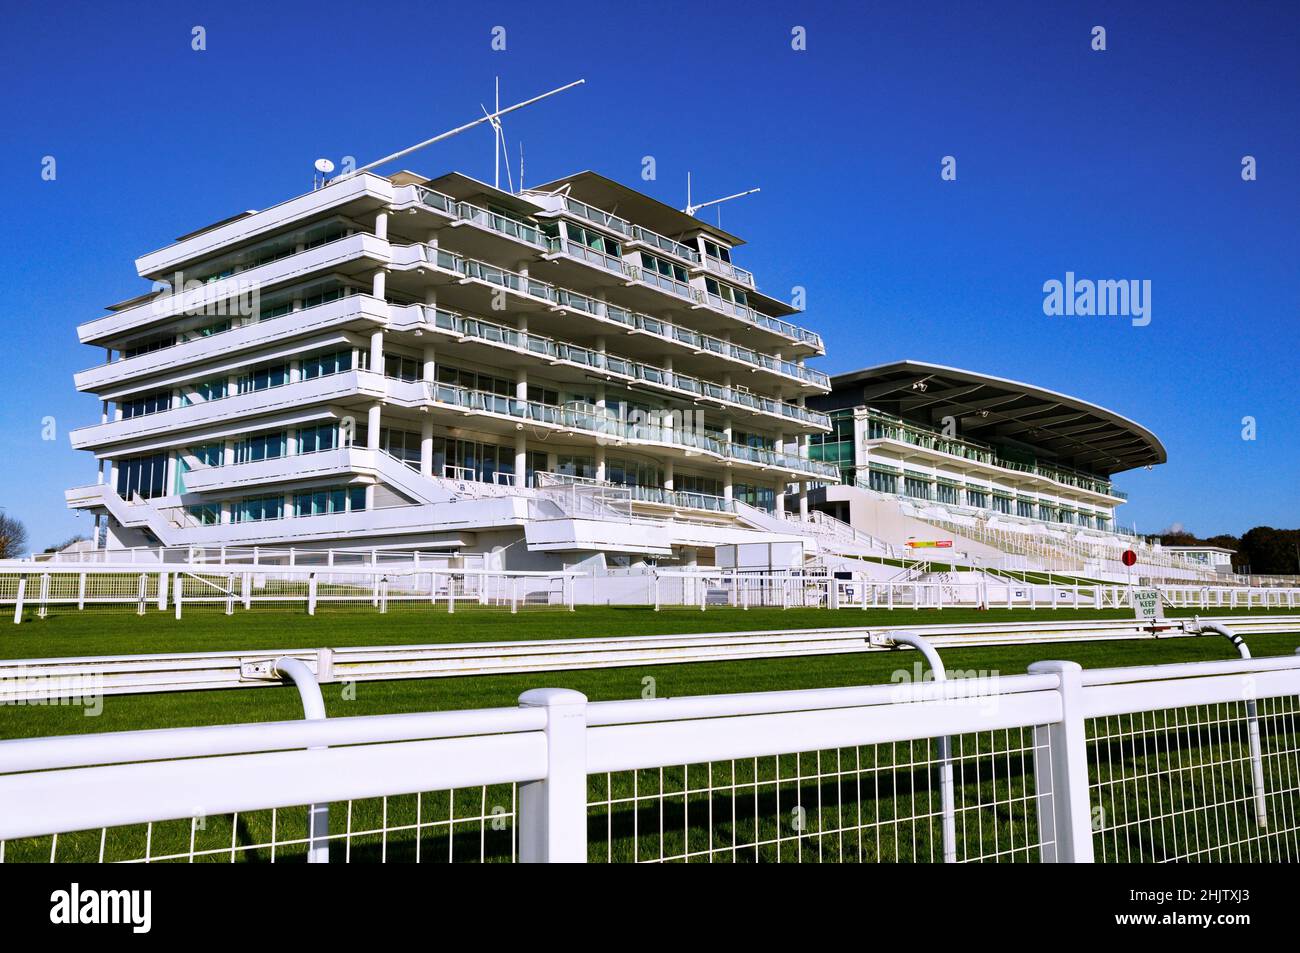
xmin=3 ymin=602 xmax=1294 ymax=660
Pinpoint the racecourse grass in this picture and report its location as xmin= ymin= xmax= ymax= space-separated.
xmin=2 ymin=601 xmax=1291 ymax=660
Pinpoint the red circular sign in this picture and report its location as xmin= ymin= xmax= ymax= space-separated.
xmin=1121 ymin=550 xmax=1137 ymax=567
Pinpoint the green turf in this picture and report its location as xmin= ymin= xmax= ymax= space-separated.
xmin=4 ymin=602 xmax=1292 ymax=660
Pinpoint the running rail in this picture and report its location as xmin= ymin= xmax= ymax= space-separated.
xmin=2 ymin=615 xmax=1298 ymax=704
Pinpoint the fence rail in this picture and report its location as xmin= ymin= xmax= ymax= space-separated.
xmin=3 ymin=564 xmax=1300 ymax=621
xmin=3 ymin=650 xmax=1299 ymax=862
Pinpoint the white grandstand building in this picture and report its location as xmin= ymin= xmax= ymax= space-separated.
xmin=66 ymin=169 xmax=853 ymax=572
xmin=63 ymin=169 xmax=1223 ymax=583
xmin=806 ymin=362 xmax=1224 ymax=581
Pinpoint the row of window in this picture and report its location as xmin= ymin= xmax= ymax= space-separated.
xmin=868 ymin=468 xmax=1110 ymax=526
xmin=188 ymin=485 xmax=368 ymax=525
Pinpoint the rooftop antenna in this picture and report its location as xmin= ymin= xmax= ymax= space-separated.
xmin=481 ymin=76 xmax=514 ymax=192
xmin=353 ymin=78 xmax=585 ymax=176
xmin=683 ymin=171 xmax=761 ymax=218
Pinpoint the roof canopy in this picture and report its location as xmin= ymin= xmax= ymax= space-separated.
xmin=826 ymin=360 xmax=1166 ymax=476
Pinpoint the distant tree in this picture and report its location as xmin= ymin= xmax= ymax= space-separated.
xmin=42 ymin=535 xmax=89 ymax=554
xmin=0 ymin=513 xmax=29 ymax=559
xmin=1238 ymin=527 xmax=1300 ymax=576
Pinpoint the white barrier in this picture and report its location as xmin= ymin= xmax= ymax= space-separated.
xmin=3 ymin=565 xmax=1299 ymax=621
xmin=2 ymin=651 xmax=1299 ymax=863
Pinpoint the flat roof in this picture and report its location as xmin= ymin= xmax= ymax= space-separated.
xmin=526 ymin=170 xmax=746 ymax=246
xmin=825 ymin=360 xmax=1167 ymax=475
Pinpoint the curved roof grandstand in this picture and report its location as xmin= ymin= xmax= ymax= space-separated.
xmin=816 ymin=360 xmax=1167 ymax=476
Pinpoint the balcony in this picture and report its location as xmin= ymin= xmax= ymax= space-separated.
xmin=426 ymin=382 xmax=838 ymax=481
xmin=417 ymin=308 xmax=829 ymax=430
xmin=439 ymin=252 xmax=831 ymax=390
xmin=698 ymin=254 xmax=755 ymax=289
xmin=69 ymin=369 xmax=378 ymax=450
xmin=79 ymin=233 xmax=388 ymax=345
xmin=863 ymin=411 xmax=1125 ymax=502
xmin=74 ymin=294 xmax=387 ymax=392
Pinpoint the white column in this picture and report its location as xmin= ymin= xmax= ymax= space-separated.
xmin=420 ymin=418 xmax=434 ymax=478
xmin=515 ymin=431 xmax=527 ymax=488
xmin=664 ymin=459 xmax=674 ymax=492
xmin=366 ymin=402 xmax=382 ymax=509
xmin=375 ymin=211 xmax=389 ymax=241
xmin=372 ymin=270 xmax=386 ymax=300
xmin=423 ymin=345 xmax=436 ymax=383
xmin=369 ymin=329 xmax=384 ymax=374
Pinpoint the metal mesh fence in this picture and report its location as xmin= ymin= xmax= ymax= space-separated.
xmin=1089 ymin=695 xmax=1300 ymax=861
xmin=1 ymin=785 xmax=519 ymax=864
xmin=587 ymin=728 xmax=1050 ymax=863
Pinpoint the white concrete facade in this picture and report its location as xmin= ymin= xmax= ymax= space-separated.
xmin=66 ymin=170 xmax=843 ymax=569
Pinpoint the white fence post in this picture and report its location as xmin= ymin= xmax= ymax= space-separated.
xmin=38 ymin=573 xmax=50 ymax=620
xmin=157 ymin=571 xmax=168 ymax=611
xmin=517 ymin=688 xmax=588 ymax=863
xmin=1027 ymin=660 xmax=1096 ymax=863
xmin=13 ymin=576 xmax=25 ymax=624
xmin=173 ymin=573 xmax=183 ymax=620
xmin=77 ymin=571 xmax=87 ymax=611
xmin=136 ymin=573 xmax=148 ymax=616
xmin=308 ymin=575 xmax=318 ymax=616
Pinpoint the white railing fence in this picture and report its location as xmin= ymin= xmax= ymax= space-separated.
xmin=3 ymin=565 xmax=1300 ymax=621
xmin=2 ymin=651 xmax=1298 ymax=863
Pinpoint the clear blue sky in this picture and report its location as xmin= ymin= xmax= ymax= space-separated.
xmin=1 ymin=0 xmax=1296 ymax=551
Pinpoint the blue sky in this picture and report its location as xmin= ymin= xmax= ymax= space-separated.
xmin=1 ymin=0 xmax=1296 ymax=550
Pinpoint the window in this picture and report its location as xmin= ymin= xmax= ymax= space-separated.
xmin=555 ymin=455 xmax=596 ymax=480
xmin=298 ymin=424 xmax=338 ymax=455
xmin=436 ymin=364 xmax=512 ymax=396
xmin=639 ymin=252 xmax=688 ymax=284
xmin=233 ymin=495 xmax=283 ymax=522
xmin=302 ymin=350 xmax=352 ymax=380
xmin=239 ymin=362 xmax=288 ymax=393
xmin=701 ymin=239 xmax=732 ymax=263
xmin=292 ymin=486 xmax=371 ymax=514
xmin=937 ymin=483 xmax=958 ymax=505
xmin=120 ymin=390 xmax=172 ymax=419
xmin=904 ymin=476 xmax=932 ymax=500
xmin=188 ymin=504 xmax=220 ymax=525
xmin=967 ymin=489 xmax=988 ymax=509
xmin=183 ymin=378 xmax=226 ymax=405
xmin=992 ymin=494 xmax=1012 ymax=514
xmin=564 ymin=222 xmax=621 ymax=255
xmin=733 ymin=483 xmax=775 ymax=512
xmin=868 ymin=469 xmax=898 ymax=495
xmin=527 ymin=385 xmax=559 ymax=406
xmin=675 ymin=472 xmax=721 ymax=496
xmin=379 ymin=427 xmax=422 ymax=467
xmin=235 ymin=431 xmax=286 ymax=464
xmin=704 ymin=277 xmax=748 ymax=307
xmin=384 ymin=353 xmax=421 ymax=381
xmin=1017 ymin=500 xmax=1036 ymax=519
xmin=121 ymin=334 xmax=176 ymax=359
xmin=608 ymin=456 xmax=664 ymax=489
xmin=115 ymin=453 xmax=168 ymax=500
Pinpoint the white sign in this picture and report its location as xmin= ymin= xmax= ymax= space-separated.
xmin=1132 ymin=588 xmax=1165 ymax=622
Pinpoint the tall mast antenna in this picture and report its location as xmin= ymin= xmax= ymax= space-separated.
xmin=353 ymin=79 xmax=585 ymax=175
xmin=683 ymin=173 xmax=761 ymax=217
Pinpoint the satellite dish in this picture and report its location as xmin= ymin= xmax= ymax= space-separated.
xmin=314 ymin=158 xmax=335 ymax=174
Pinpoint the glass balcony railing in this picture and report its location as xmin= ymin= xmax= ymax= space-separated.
xmin=423 ymin=308 xmax=830 ymax=429
xmin=426 ymin=382 xmax=837 ymax=479
xmin=546 ymin=237 xmax=624 ymax=273
xmin=455 ymin=202 xmax=546 ymax=248
xmin=864 ymin=410 xmax=1121 ymax=497
xmin=435 ymin=250 xmax=831 ymax=389
xmin=627 ymin=225 xmax=700 ymax=264
xmin=700 ymin=254 xmax=755 ymax=288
